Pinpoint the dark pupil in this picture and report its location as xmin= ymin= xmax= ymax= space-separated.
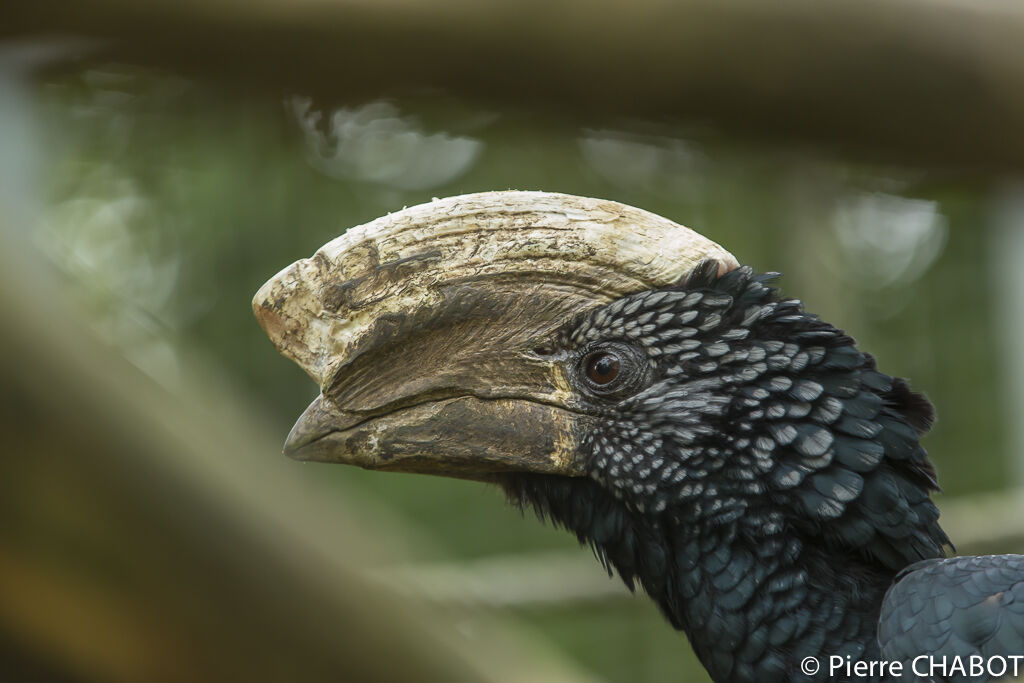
xmin=586 ymin=352 xmax=620 ymax=385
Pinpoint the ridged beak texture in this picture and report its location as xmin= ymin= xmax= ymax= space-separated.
xmin=253 ymin=191 xmax=737 ymax=479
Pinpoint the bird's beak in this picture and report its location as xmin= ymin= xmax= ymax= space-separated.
xmin=283 ymin=392 xmax=584 ymax=479
xmin=254 ymin=191 xmax=737 ymax=479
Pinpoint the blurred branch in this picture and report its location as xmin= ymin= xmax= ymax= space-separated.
xmin=938 ymin=489 xmax=1024 ymax=554
xmin=6 ymin=0 xmax=1024 ymax=169
xmin=375 ymin=491 xmax=1024 ymax=608
xmin=374 ymin=551 xmax=633 ymax=608
xmin=0 ymin=238 xmax=599 ymax=680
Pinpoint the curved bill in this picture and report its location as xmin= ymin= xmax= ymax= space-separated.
xmin=284 ymin=394 xmax=586 ymax=479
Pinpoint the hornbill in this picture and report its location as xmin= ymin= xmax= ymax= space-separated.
xmin=254 ymin=192 xmax=1024 ymax=682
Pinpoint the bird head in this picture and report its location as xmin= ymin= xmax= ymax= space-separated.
xmin=254 ymin=190 xmax=945 ymax=577
xmin=253 ymin=191 xmax=738 ymax=482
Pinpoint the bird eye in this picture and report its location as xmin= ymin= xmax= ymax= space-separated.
xmin=575 ymin=343 xmax=648 ymax=399
xmin=584 ymin=351 xmax=621 ymax=385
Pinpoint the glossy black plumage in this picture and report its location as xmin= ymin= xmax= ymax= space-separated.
xmin=499 ymin=261 xmax=1024 ymax=683
xmin=880 ymin=555 xmax=1024 ymax=682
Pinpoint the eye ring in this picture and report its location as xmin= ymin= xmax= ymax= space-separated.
xmin=585 ymin=351 xmax=621 ymax=385
xmin=576 ymin=342 xmax=649 ymax=398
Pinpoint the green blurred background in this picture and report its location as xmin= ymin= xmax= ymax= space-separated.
xmin=4 ymin=3 xmax=1024 ymax=681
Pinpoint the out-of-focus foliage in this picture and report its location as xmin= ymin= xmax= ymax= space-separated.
xmin=10 ymin=62 xmax=1024 ymax=682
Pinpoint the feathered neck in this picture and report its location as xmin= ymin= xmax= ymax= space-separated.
xmin=499 ymin=266 xmax=950 ymax=682
xmin=503 ymin=473 xmax=902 ymax=682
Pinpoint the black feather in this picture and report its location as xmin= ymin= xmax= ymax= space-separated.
xmin=493 ymin=265 xmax=1019 ymax=683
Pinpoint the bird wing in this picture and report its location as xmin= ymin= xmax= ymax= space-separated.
xmin=878 ymin=554 xmax=1024 ymax=681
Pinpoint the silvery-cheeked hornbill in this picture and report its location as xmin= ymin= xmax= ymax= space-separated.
xmin=254 ymin=192 xmax=1024 ymax=682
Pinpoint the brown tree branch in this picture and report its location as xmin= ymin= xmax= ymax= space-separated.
xmin=5 ymin=0 xmax=1024 ymax=168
